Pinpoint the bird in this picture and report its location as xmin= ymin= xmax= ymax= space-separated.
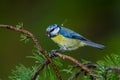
xmin=46 ymin=24 xmax=105 ymax=52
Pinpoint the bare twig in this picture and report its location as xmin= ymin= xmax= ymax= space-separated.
xmin=0 ymin=25 xmax=61 ymax=80
xmin=68 ymin=70 xmax=81 ymax=80
xmin=32 ymin=64 xmax=45 ymax=80
xmin=55 ymin=53 xmax=98 ymax=80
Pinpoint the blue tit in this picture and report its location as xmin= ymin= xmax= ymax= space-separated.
xmin=46 ymin=24 xmax=105 ymax=51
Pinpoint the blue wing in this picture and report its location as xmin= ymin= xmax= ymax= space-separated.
xmin=59 ymin=27 xmax=105 ymax=49
xmin=59 ymin=27 xmax=87 ymax=41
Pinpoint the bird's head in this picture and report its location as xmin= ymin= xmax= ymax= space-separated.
xmin=46 ymin=24 xmax=61 ymax=37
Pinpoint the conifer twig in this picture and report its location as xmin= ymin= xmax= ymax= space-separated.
xmin=68 ymin=62 xmax=97 ymax=80
xmin=0 ymin=25 xmax=61 ymax=80
xmin=33 ymin=53 xmax=98 ymax=80
xmin=32 ymin=60 xmax=49 ymax=80
xmin=0 ymin=24 xmax=98 ymax=80
xmin=104 ymin=66 xmax=120 ymax=80
xmin=55 ymin=53 xmax=98 ymax=80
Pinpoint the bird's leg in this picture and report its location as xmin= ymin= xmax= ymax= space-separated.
xmin=50 ymin=50 xmax=59 ymax=57
xmin=50 ymin=49 xmax=63 ymax=57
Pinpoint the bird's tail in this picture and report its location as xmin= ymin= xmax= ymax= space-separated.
xmin=83 ymin=41 xmax=105 ymax=49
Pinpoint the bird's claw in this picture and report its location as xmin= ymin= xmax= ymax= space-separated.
xmin=50 ymin=50 xmax=59 ymax=57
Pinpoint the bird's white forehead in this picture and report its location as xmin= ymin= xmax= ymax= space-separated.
xmin=46 ymin=24 xmax=57 ymax=31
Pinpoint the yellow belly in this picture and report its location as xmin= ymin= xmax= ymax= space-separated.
xmin=51 ymin=34 xmax=86 ymax=50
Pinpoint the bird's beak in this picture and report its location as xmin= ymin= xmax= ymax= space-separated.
xmin=46 ymin=31 xmax=51 ymax=37
xmin=47 ymin=34 xmax=51 ymax=37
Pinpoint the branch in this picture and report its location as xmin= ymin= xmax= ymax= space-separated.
xmin=68 ymin=70 xmax=81 ymax=80
xmin=55 ymin=53 xmax=98 ymax=80
xmin=32 ymin=53 xmax=98 ymax=80
xmin=0 ymin=25 xmax=61 ymax=80
xmin=0 ymin=24 xmax=99 ymax=80
xmin=32 ymin=60 xmax=50 ymax=80
xmin=32 ymin=55 xmax=55 ymax=80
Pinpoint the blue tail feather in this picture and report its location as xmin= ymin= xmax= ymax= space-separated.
xmin=83 ymin=41 xmax=105 ymax=49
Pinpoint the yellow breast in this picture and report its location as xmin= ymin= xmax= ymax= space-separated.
xmin=51 ymin=34 xmax=86 ymax=50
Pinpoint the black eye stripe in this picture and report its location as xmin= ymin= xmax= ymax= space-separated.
xmin=50 ymin=27 xmax=58 ymax=32
xmin=50 ymin=28 xmax=55 ymax=32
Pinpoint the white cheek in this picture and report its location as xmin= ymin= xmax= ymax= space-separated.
xmin=51 ymin=28 xmax=60 ymax=35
